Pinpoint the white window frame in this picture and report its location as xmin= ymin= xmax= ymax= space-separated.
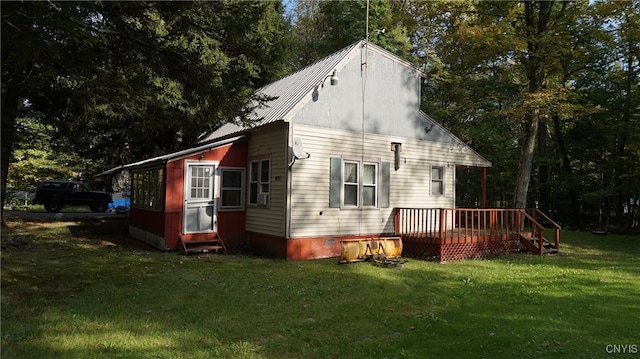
xmin=362 ymin=162 xmax=378 ymax=207
xmin=431 ymin=165 xmax=445 ymax=196
xmin=219 ymin=167 xmax=244 ymax=210
xmin=249 ymin=158 xmax=270 ymax=206
xmin=341 ymin=158 xmax=379 ymax=209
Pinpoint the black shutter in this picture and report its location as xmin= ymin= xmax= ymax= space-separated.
xmin=330 ymin=157 xmax=341 ymax=208
xmin=380 ymin=161 xmax=390 ymax=208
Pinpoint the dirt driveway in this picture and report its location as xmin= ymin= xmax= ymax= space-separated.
xmin=3 ymin=210 xmax=129 ymax=222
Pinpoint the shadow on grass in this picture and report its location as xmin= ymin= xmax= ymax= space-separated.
xmin=2 ymin=220 xmax=639 ymax=359
xmin=66 ymin=218 xmax=157 ymax=252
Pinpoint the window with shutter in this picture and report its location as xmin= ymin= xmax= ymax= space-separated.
xmin=329 ymin=157 xmax=390 ymax=209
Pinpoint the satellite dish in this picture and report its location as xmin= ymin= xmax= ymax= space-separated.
xmin=293 ymin=137 xmax=304 ymax=158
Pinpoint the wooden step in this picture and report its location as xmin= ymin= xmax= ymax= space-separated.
xmin=518 ymin=235 xmax=558 ymax=254
xmin=179 ymin=236 xmax=227 ymax=255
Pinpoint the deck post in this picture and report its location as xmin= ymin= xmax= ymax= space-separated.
xmin=394 ymin=208 xmax=400 ymax=235
xmin=490 ymin=210 xmax=496 ymax=239
xmin=538 ymin=230 xmax=544 ymax=255
xmin=481 ymin=167 xmax=487 ymax=209
xmin=439 ymin=209 xmax=445 ymax=240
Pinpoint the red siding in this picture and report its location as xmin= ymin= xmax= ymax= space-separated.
xmin=287 ymin=237 xmax=342 ymax=260
xmin=217 ymin=211 xmax=246 ymax=251
xmin=130 ymin=207 xmax=165 ymax=236
xmin=247 ymin=232 xmax=288 ymax=259
xmin=248 ymin=233 xmax=366 ymax=260
xmin=130 ymin=141 xmax=248 ymax=250
xmin=164 ymin=161 xmax=184 ymax=249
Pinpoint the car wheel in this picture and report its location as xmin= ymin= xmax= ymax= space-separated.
xmin=115 ymin=205 xmax=129 ymax=214
xmin=44 ymin=199 xmax=63 ymax=213
xmin=91 ymin=200 xmax=108 ymax=213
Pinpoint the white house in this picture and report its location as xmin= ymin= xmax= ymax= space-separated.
xmin=118 ymin=40 xmax=495 ymax=260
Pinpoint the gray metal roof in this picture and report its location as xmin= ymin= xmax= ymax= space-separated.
xmin=199 ymin=40 xmax=405 ymax=142
xmin=95 ymin=136 xmax=245 ymax=176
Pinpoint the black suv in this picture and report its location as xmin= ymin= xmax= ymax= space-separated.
xmin=34 ymin=180 xmax=113 ymax=213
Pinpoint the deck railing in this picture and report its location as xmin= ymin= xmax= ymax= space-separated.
xmin=526 ymin=208 xmax=561 ymax=251
xmin=394 ymin=208 xmax=561 ymax=253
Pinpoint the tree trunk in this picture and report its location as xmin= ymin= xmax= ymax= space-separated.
xmin=537 ymin=120 xmax=550 ymax=213
xmin=513 ymin=0 xmax=555 ymax=209
xmin=513 ymin=109 xmax=539 ymax=209
xmin=615 ymin=39 xmax=635 ymax=228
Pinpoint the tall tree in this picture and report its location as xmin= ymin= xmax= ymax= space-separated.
xmin=1 ymin=1 xmax=293 ymax=217
xmin=287 ymin=0 xmax=413 ymax=68
xmin=505 ymin=1 xmax=576 ymax=209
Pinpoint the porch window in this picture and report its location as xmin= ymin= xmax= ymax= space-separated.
xmin=249 ymin=159 xmax=270 ymax=206
xmin=331 ymin=158 xmax=385 ymax=209
xmin=132 ymin=168 xmax=163 ymax=210
xmin=220 ymin=168 xmax=244 ymax=209
xmin=431 ymin=166 xmax=444 ymax=196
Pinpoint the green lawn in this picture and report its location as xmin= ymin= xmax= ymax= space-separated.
xmin=2 ymin=218 xmax=638 ymax=359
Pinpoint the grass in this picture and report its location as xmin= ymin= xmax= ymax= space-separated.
xmin=1 ymin=218 xmax=639 ymax=359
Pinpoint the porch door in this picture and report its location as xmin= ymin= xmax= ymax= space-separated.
xmin=184 ymin=163 xmax=216 ymax=233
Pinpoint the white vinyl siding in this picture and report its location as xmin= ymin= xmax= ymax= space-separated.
xmin=245 ymin=122 xmax=288 ymax=237
xmin=288 ymin=124 xmax=462 ymax=238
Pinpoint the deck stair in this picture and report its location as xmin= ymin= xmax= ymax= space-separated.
xmin=179 ymin=234 xmax=227 ymax=255
xmin=518 ymin=234 xmax=558 ymax=254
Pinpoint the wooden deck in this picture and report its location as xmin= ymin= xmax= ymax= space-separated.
xmin=394 ymin=208 xmax=561 ymax=262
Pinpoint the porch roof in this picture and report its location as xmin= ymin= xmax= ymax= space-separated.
xmin=95 ymin=135 xmax=245 ymax=176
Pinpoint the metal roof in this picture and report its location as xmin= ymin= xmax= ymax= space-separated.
xmin=198 ymin=40 xmax=414 ymax=142
xmin=94 ymin=136 xmax=245 ymax=176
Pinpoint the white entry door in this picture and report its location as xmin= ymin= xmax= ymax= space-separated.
xmin=184 ymin=163 xmax=216 ymax=233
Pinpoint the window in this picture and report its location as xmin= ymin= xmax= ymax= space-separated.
xmin=362 ymin=163 xmax=377 ymax=206
xmin=71 ymin=183 xmax=88 ymax=192
xmin=343 ymin=161 xmax=359 ymax=206
xmin=189 ymin=166 xmax=212 ymax=199
xmin=331 ymin=158 xmax=382 ymax=208
xmin=220 ymin=168 xmax=244 ymax=209
xmin=132 ymin=168 xmax=163 ymax=210
xmin=431 ymin=166 xmax=444 ymax=196
xmin=249 ymin=159 xmax=270 ymax=205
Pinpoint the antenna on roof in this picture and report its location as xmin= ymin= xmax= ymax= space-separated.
xmin=363 ymin=0 xmax=369 ymax=71
xmin=365 ymin=0 xmax=369 ymax=43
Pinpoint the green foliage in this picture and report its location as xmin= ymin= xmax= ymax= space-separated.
xmin=2 ymin=219 xmax=639 ymax=358
xmin=1 ymin=1 xmax=293 ymax=204
xmin=287 ymin=0 xmax=413 ymax=68
xmin=7 ymin=117 xmax=86 ymax=192
xmin=3 ymin=0 xmax=639 ymax=229
xmin=410 ymin=0 xmax=639 ymax=227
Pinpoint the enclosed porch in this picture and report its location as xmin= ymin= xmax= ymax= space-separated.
xmin=394 ymin=208 xmax=561 ymax=262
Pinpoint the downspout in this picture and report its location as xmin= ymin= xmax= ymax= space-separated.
xmin=285 ymin=123 xmax=292 ymax=240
